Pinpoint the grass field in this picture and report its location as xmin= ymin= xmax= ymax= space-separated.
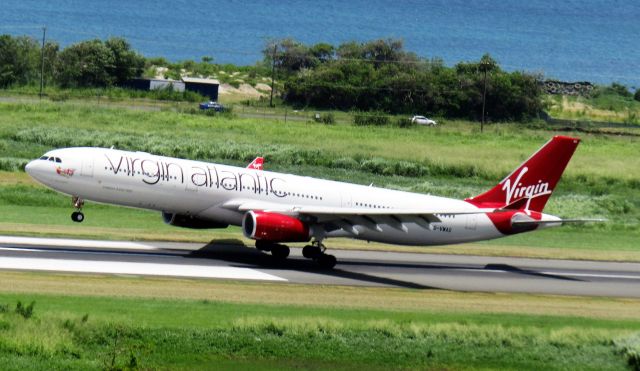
xmin=547 ymin=94 xmax=640 ymax=125
xmin=0 ymin=271 xmax=639 ymax=370
xmin=0 ymin=101 xmax=639 ymax=370
xmin=0 ymin=101 xmax=638 ymax=260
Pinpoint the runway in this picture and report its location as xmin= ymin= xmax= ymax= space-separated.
xmin=0 ymin=236 xmax=639 ymax=298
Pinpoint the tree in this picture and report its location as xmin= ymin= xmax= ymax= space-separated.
xmin=309 ymin=43 xmax=334 ymax=63
xmin=263 ymin=38 xmax=317 ymax=76
xmin=0 ymin=35 xmax=40 ymax=87
xmin=56 ymin=39 xmax=115 ymax=87
xmin=105 ymin=37 xmax=144 ymax=85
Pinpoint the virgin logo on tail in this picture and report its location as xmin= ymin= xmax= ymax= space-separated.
xmin=247 ymin=157 xmax=264 ymax=170
xmin=502 ymin=167 xmax=550 ymax=204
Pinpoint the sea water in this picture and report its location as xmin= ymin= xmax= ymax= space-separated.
xmin=1 ymin=0 xmax=638 ymax=87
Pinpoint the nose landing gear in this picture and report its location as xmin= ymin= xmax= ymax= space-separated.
xmin=71 ymin=196 xmax=85 ymax=223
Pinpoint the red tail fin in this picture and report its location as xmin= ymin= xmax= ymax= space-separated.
xmin=247 ymin=157 xmax=264 ymax=170
xmin=465 ymin=136 xmax=580 ymax=212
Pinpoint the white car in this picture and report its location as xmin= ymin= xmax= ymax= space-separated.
xmin=411 ymin=115 xmax=437 ymax=126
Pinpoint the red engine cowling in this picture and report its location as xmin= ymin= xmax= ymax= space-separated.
xmin=242 ymin=211 xmax=310 ymax=242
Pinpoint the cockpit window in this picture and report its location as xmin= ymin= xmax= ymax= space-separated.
xmin=39 ymin=155 xmax=61 ymax=162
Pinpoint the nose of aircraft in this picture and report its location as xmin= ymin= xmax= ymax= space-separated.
xmin=25 ymin=160 xmax=46 ymax=183
xmin=25 ymin=160 xmax=36 ymax=175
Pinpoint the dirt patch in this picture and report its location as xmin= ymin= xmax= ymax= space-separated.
xmin=219 ymin=83 xmax=268 ymax=98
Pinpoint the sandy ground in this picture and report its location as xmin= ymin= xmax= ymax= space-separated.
xmin=219 ymin=83 xmax=269 ymax=98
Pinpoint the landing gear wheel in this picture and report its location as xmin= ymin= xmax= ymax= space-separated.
xmin=255 ymin=240 xmax=272 ymax=252
xmin=316 ymin=254 xmax=337 ymax=269
xmin=71 ymin=211 xmax=84 ymax=223
xmin=271 ymin=244 xmax=290 ymax=259
xmin=302 ymin=244 xmax=321 ymax=259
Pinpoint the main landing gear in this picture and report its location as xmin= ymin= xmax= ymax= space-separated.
xmin=70 ymin=196 xmax=85 ymax=223
xmin=303 ymin=241 xmax=337 ymax=269
xmin=255 ymin=240 xmax=291 ymax=259
xmin=255 ymin=240 xmax=337 ymax=269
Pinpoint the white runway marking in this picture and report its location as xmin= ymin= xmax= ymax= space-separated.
xmin=0 ymin=246 xmax=174 ymax=259
xmin=0 ymin=236 xmax=158 ymax=250
xmin=0 ymin=257 xmax=287 ymax=281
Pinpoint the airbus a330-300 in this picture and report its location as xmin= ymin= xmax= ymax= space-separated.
xmin=25 ymin=136 xmax=598 ymax=268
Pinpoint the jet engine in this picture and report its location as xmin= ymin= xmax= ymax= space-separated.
xmin=242 ymin=210 xmax=310 ymax=242
xmin=162 ymin=212 xmax=229 ymax=229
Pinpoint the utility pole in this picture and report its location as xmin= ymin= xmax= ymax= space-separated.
xmin=269 ymin=44 xmax=277 ymax=108
xmin=481 ymin=65 xmax=487 ymax=133
xmin=39 ymin=26 xmax=46 ymax=100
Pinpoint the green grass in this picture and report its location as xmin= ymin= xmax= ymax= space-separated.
xmin=1 ymin=84 xmax=206 ymax=103
xmin=1 ymin=102 xmax=638 ymax=179
xmin=0 ymin=285 xmax=639 ymax=370
xmin=547 ymin=93 xmax=640 ymax=125
xmin=0 ymin=101 xmax=638 ymax=260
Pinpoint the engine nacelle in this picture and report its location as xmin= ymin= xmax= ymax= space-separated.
xmin=162 ymin=212 xmax=228 ymax=229
xmin=242 ymin=211 xmax=310 ymax=242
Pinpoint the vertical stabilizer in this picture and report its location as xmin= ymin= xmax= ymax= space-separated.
xmin=465 ymin=136 xmax=580 ymax=212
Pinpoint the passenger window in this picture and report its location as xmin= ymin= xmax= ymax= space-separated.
xmin=55 ymin=157 xmax=61 ymax=163
xmin=49 ymin=157 xmax=55 ymax=162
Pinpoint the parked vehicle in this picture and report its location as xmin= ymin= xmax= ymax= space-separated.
xmin=199 ymin=101 xmax=224 ymax=112
xmin=411 ymin=115 xmax=437 ymax=126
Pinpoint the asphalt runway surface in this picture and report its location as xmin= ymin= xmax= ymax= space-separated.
xmin=0 ymin=236 xmax=639 ymax=298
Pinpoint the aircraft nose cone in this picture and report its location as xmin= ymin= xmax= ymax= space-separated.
xmin=25 ymin=160 xmax=36 ymax=175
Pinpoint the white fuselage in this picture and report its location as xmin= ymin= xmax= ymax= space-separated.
xmin=25 ymin=147 xmax=559 ymax=246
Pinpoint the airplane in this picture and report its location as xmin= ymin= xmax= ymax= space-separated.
xmin=25 ymin=135 xmax=599 ymax=269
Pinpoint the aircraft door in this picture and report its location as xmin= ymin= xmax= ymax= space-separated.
xmin=81 ymin=157 xmax=94 ymax=177
xmin=185 ymin=168 xmax=199 ymax=193
xmin=465 ymin=214 xmax=477 ymax=230
xmin=341 ymin=194 xmax=352 ymax=208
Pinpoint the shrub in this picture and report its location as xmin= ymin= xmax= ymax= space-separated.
xmin=0 ymin=157 xmax=30 ymax=172
xmin=15 ymin=301 xmax=35 ymax=319
xmin=48 ymin=91 xmax=70 ymax=101
xmin=634 ymin=89 xmax=640 ymax=102
xmin=353 ymin=112 xmax=390 ymax=126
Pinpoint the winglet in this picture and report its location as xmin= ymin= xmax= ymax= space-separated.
xmin=247 ymin=157 xmax=264 ymax=170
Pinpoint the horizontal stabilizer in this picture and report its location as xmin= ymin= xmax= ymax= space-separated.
xmin=511 ymin=218 xmax=606 ymax=226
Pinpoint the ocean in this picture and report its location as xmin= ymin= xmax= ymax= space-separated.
xmin=1 ymin=0 xmax=638 ymax=87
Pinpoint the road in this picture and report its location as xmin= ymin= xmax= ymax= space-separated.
xmin=0 ymin=95 xmax=311 ymax=123
xmin=0 ymin=236 xmax=639 ymax=298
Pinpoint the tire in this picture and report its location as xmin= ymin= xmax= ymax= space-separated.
xmin=255 ymin=240 xmax=272 ymax=252
xmin=317 ymin=254 xmax=337 ymax=269
xmin=302 ymin=245 xmax=321 ymax=259
xmin=71 ymin=211 xmax=84 ymax=223
xmin=271 ymin=244 xmax=290 ymax=259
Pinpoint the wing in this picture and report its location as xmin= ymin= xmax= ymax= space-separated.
xmin=222 ymin=199 xmax=495 ymax=232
